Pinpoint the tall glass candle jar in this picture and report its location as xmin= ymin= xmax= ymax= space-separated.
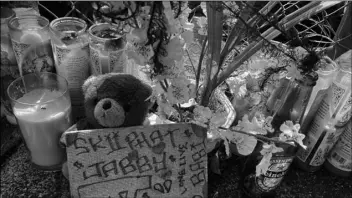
xmin=295 ymin=63 xmax=352 ymax=172
xmin=1 ymin=7 xmax=18 ymax=124
xmin=7 ymin=72 xmax=72 ymax=170
xmin=50 ymin=17 xmax=90 ymax=121
xmin=8 ymin=15 xmax=56 ymax=76
xmin=300 ymin=57 xmax=338 ymax=133
xmin=88 ymin=23 xmax=127 ymax=75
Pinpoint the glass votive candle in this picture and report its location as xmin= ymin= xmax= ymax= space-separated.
xmin=7 ymin=72 xmax=72 ymax=170
xmin=88 ymin=23 xmax=127 ymax=75
xmin=8 ymin=15 xmax=55 ymax=76
xmin=1 ymin=7 xmax=18 ymax=124
xmin=50 ymin=17 xmax=90 ymax=121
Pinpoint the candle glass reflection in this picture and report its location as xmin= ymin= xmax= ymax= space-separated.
xmin=88 ymin=23 xmax=127 ymax=75
xmin=8 ymin=15 xmax=55 ymax=76
xmin=7 ymin=72 xmax=72 ymax=170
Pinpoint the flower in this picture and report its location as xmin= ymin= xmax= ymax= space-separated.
xmin=226 ymin=129 xmax=258 ymax=156
xmin=279 ymin=121 xmax=306 ymax=149
xmin=263 ymin=116 xmax=274 ymax=133
xmin=193 ymin=105 xmax=213 ymax=124
xmin=256 ymin=143 xmax=284 ymax=176
xmin=161 ymin=36 xmax=185 ymax=62
xmin=236 ymin=114 xmax=268 ymax=135
xmin=125 ymin=27 xmax=155 ymax=66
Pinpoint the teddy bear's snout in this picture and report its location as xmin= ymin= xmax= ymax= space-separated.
xmin=94 ymin=98 xmax=125 ymax=128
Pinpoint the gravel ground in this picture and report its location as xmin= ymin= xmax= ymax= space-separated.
xmin=208 ymin=156 xmax=352 ymax=198
xmin=1 ymin=144 xmax=70 ymax=198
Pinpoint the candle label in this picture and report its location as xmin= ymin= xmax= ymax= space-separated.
xmin=329 ymin=82 xmax=352 ymax=126
xmin=1 ymin=40 xmax=20 ymax=79
xmin=326 ymin=121 xmax=352 ymax=171
xmin=89 ymin=45 xmax=101 ymax=75
xmin=109 ymin=50 xmax=127 ymax=73
xmin=52 ymin=44 xmax=90 ymax=107
xmin=89 ymin=45 xmax=127 ymax=75
xmin=11 ymin=39 xmax=55 ymax=76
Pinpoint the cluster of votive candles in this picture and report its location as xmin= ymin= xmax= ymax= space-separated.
xmin=5 ymin=14 xmax=126 ymax=171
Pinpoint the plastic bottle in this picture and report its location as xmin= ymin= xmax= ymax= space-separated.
xmin=324 ymin=119 xmax=351 ymax=177
xmin=295 ymin=57 xmax=352 ymax=172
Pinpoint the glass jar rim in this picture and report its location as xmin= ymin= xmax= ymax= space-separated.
xmin=1 ymin=7 xmax=15 ymax=23
xmin=7 ymin=72 xmax=69 ymax=106
xmin=88 ymin=23 xmax=124 ymax=41
xmin=49 ymin=17 xmax=87 ymax=35
xmin=7 ymin=15 xmax=49 ymax=31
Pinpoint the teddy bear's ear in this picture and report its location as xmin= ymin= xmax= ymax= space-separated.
xmin=82 ymin=75 xmax=98 ymax=95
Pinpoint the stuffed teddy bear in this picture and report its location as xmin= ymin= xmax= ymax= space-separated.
xmin=62 ymin=73 xmax=153 ymax=178
xmin=77 ymin=73 xmax=153 ymax=129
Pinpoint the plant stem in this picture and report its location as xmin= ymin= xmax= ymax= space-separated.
xmin=159 ymin=81 xmax=167 ymax=93
xmin=218 ymin=126 xmax=296 ymax=147
xmin=176 ymin=104 xmax=184 ymax=122
xmin=196 ymin=36 xmax=208 ymax=92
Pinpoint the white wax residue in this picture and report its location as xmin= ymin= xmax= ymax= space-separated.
xmin=20 ymin=31 xmax=43 ymax=45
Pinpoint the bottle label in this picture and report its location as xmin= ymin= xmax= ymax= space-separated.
xmin=89 ymin=45 xmax=126 ymax=75
xmin=326 ymin=121 xmax=352 ymax=172
xmin=89 ymin=45 xmax=101 ymax=75
xmin=255 ymin=157 xmax=293 ymax=192
xmin=11 ymin=39 xmax=55 ymax=76
xmin=52 ymin=44 xmax=90 ymax=107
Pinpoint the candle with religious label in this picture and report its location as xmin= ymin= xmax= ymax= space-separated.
xmin=8 ymin=15 xmax=55 ymax=76
xmin=88 ymin=23 xmax=127 ymax=75
xmin=7 ymin=72 xmax=71 ymax=170
xmin=50 ymin=17 xmax=90 ymax=121
xmin=295 ymin=52 xmax=352 ymax=172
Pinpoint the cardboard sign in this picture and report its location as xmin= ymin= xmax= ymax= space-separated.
xmin=61 ymin=123 xmax=208 ymax=198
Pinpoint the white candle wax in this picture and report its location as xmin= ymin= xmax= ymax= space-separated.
xmin=20 ymin=30 xmax=43 ymax=45
xmin=100 ymin=53 xmax=110 ymax=74
xmin=13 ymin=88 xmax=71 ymax=167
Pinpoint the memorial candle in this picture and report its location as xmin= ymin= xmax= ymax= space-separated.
xmin=88 ymin=23 xmax=127 ymax=75
xmin=8 ymin=15 xmax=55 ymax=76
xmin=49 ymin=17 xmax=90 ymax=121
xmin=8 ymin=72 xmax=72 ymax=170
